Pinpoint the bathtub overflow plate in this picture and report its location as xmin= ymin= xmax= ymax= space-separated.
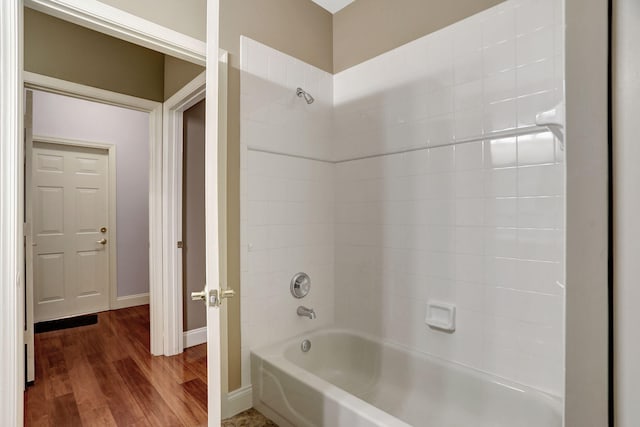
xmin=301 ymin=339 xmax=311 ymax=352
xmin=290 ymin=272 xmax=311 ymax=298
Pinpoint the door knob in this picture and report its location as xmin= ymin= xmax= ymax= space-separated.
xmin=219 ymin=289 xmax=235 ymax=300
xmin=96 ymin=238 xmax=107 ymax=245
xmin=191 ymin=286 xmax=235 ymax=307
xmin=211 ymin=287 xmax=235 ymax=307
xmin=191 ymin=289 xmax=207 ymax=301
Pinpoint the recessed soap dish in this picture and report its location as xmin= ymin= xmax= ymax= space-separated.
xmin=425 ymin=301 xmax=456 ymax=332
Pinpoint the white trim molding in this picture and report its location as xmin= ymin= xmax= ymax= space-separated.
xmin=24 ymin=0 xmax=206 ymax=65
xmin=183 ymin=326 xmax=208 ymax=348
xmin=113 ymin=293 xmax=150 ymax=310
xmin=162 ymin=71 xmax=206 ymax=356
xmin=0 ymin=1 xmax=24 ymax=425
xmin=24 ymin=72 xmax=165 ymax=356
xmin=147 ymin=93 xmax=164 ymax=356
xmin=223 ymin=386 xmax=253 ymax=419
xmin=24 ymin=71 xmax=159 ymax=111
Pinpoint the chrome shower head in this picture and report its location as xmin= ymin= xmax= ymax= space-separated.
xmin=296 ymin=87 xmax=314 ymax=104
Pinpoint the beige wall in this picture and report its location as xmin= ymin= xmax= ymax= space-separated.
xmin=182 ymin=100 xmax=207 ymax=332
xmin=333 ymin=0 xmax=505 ymax=72
xmin=220 ymin=0 xmax=333 ymax=72
xmin=164 ymin=56 xmax=206 ymax=101
xmin=97 ymin=0 xmax=207 ymax=42
xmin=24 ymin=8 xmax=165 ymax=102
xmin=25 ymin=8 xmax=204 ymax=102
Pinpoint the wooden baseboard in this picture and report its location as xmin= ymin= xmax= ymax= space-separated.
xmin=112 ymin=293 xmax=149 ymax=310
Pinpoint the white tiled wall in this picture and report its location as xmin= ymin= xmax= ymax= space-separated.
xmin=241 ymin=151 xmax=335 ymax=387
xmin=334 ymin=133 xmax=565 ymax=395
xmin=241 ymin=0 xmax=564 ymax=396
xmin=240 ymin=36 xmax=334 ymax=161
xmin=333 ymin=0 xmax=563 ymax=161
xmin=331 ymin=0 xmax=564 ymax=395
xmin=240 ymin=38 xmax=335 ymax=387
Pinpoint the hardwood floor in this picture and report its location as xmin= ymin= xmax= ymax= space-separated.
xmin=25 ymin=305 xmax=208 ymax=426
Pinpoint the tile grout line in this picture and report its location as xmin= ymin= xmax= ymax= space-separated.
xmin=247 ymin=125 xmax=552 ymax=165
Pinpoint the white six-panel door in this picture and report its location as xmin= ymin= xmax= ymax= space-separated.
xmin=32 ymin=142 xmax=110 ymax=322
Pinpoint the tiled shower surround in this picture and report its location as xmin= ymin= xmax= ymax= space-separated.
xmin=240 ymin=37 xmax=336 ymax=387
xmin=241 ymin=0 xmax=564 ymax=395
xmin=334 ymin=135 xmax=564 ymax=395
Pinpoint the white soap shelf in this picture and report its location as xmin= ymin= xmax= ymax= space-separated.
xmin=425 ymin=301 xmax=456 ymax=332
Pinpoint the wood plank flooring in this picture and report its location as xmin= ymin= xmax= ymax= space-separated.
xmin=25 ymin=305 xmax=208 ymax=426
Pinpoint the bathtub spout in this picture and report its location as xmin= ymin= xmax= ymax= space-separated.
xmin=297 ymin=306 xmax=316 ymax=319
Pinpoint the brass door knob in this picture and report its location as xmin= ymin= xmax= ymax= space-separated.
xmin=96 ymin=238 xmax=107 ymax=245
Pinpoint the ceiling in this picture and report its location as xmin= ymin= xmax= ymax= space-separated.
xmin=309 ymin=0 xmax=355 ymax=14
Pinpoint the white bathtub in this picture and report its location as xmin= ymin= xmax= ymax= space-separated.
xmin=251 ymin=329 xmax=562 ymax=427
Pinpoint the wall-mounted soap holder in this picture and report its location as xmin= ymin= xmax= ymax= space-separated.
xmin=425 ymin=301 xmax=456 ymax=332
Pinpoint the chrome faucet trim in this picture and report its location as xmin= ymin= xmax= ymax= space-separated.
xmin=297 ymin=305 xmax=316 ymax=319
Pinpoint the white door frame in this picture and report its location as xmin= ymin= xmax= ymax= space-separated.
xmin=0 ymin=2 xmax=25 ymax=426
xmin=27 ymin=136 xmax=118 ymax=316
xmin=163 ymin=52 xmax=242 ymax=419
xmin=163 ymin=71 xmax=206 ymax=357
xmin=24 ymin=72 xmax=165 ymax=354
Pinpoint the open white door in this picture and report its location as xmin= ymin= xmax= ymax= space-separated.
xmin=204 ymin=1 xmax=223 ymax=425
xmin=163 ymin=50 xmax=232 ymax=418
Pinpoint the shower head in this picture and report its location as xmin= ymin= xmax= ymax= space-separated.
xmin=296 ymin=87 xmax=315 ymax=104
